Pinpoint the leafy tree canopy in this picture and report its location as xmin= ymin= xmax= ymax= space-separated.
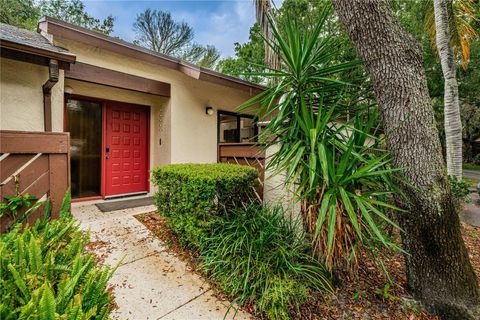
xmin=393 ymin=0 xmax=480 ymax=162
xmin=0 ymin=0 xmax=115 ymax=35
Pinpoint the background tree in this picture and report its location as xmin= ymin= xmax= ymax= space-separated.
xmin=216 ymin=24 xmax=266 ymax=83
xmin=462 ymin=103 xmax=480 ymax=163
xmin=0 ymin=0 xmax=39 ymax=30
xmin=433 ymin=0 xmax=463 ymax=179
xmin=394 ymin=0 xmax=480 ymax=164
xmin=254 ymin=0 xmax=280 ymax=70
xmin=332 ymin=0 xmax=479 ymax=318
xmin=424 ymin=0 xmax=479 ymax=70
xmin=133 ymin=9 xmax=220 ymax=69
xmin=0 ymin=0 xmax=115 ymax=35
xmin=39 ymin=0 xmax=114 ymax=35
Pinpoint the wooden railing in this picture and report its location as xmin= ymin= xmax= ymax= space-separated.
xmin=218 ymin=143 xmax=265 ymax=200
xmin=0 ymin=131 xmax=70 ymax=232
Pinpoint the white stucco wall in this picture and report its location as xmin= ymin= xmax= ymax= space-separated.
xmin=1 ymin=35 xmax=259 ymax=197
xmin=0 ymin=58 xmax=64 ymax=132
xmin=53 ymin=38 xmax=257 ymax=165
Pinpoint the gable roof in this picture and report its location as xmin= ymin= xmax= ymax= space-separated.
xmin=38 ymin=17 xmax=265 ymax=93
xmin=0 ymin=22 xmax=76 ymax=64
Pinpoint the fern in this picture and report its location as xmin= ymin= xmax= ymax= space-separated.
xmin=0 ymin=192 xmax=115 ymax=319
xmin=39 ymin=283 xmax=56 ymax=320
xmin=7 ymin=263 xmax=29 ymax=300
xmin=28 ymin=236 xmax=42 ymax=273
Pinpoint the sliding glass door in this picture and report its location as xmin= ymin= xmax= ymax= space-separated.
xmin=66 ymin=98 xmax=102 ymax=198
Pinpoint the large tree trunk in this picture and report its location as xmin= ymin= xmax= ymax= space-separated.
xmin=331 ymin=0 xmax=479 ymax=318
xmin=433 ymin=0 xmax=463 ymax=179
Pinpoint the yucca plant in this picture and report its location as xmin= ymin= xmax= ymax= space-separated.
xmin=240 ymin=8 xmax=404 ymax=276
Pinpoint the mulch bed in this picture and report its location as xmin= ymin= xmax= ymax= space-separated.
xmin=135 ymin=212 xmax=480 ymax=320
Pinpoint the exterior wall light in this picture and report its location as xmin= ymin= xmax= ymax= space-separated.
xmin=206 ymin=106 xmax=214 ymax=115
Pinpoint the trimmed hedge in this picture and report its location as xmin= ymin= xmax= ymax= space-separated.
xmin=151 ymin=163 xmax=258 ymax=248
xmin=152 ymin=164 xmax=332 ymax=319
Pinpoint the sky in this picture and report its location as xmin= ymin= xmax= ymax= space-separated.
xmin=83 ymin=0 xmax=266 ymax=58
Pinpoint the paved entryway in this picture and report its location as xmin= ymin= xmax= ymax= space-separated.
xmin=72 ymin=202 xmax=251 ymax=320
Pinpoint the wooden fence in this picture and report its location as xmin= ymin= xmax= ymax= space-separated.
xmin=0 ymin=130 xmax=70 ymax=232
xmin=218 ymin=143 xmax=265 ymax=200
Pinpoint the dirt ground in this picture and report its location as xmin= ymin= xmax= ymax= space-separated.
xmin=136 ymin=212 xmax=480 ymax=320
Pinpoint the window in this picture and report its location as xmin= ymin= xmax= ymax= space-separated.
xmin=66 ymin=98 xmax=102 ymax=198
xmin=218 ymin=111 xmax=257 ymax=143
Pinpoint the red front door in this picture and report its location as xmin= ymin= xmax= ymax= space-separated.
xmin=105 ymin=102 xmax=148 ymax=196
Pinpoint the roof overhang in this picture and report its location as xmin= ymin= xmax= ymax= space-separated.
xmin=38 ymin=16 xmax=265 ymax=94
xmin=0 ymin=38 xmax=76 ymax=69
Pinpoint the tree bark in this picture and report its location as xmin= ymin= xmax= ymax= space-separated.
xmin=331 ymin=0 xmax=479 ymax=318
xmin=433 ymin=0 xmax=463 ymax=179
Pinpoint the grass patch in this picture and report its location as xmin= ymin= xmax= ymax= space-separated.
xmin=463 ymin=163 xmax=480 ymax=172
xmin=463 ymin=177 xmax=479 ymax=188
xmin=200 ymin=203 xmax=333 ymax=320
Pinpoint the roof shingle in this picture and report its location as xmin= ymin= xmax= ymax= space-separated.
xmin=0 ymin=23 xmax=74 ymax=58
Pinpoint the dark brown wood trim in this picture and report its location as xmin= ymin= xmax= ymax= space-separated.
xmin=43 ymin=59 xmax=59 ymax=132
xmin=40 ymin=20 xmax=178 ymax=70
xmin=65 ymin=62 xmax=171 ymax=97
xmin=0 ymin=39 xmax=76 ymax=63
xmin=0 ymin=154 xmax=34 ymax=182
xmin=0 ymin=130 xmax=70 ymax=232
xmin=43 ymin=91 xmax=53 ymax=131
xmin=0 ymin=131 xmax=69 ymax=154
xmin=39 ymin=17 xmax=265 ymax=93
xmin=218 ymin=144 xmax=265 ymax=159
xmin=0 ymin=47 xmax=71 ymax=69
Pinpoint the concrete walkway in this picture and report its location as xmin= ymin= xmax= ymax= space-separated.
xmin=462 ymin=192 xmax=480 ymax=228
xmin=72 ymin=202 xmax=251 ymax=320
xmin=464 ymin=169 xmax=480 ymax=181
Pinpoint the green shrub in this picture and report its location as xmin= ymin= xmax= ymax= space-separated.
xmin=448 ymin=175 xmax=471 ymax=204
xmin=152 ymin=163 xmax=258 ymax=248
xmin=0 ymin=198 xmax=116 ymax=320
xmin=199 ymin=203 xmax=333 ymax=320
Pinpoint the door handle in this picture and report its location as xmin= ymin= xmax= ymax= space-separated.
xmin=106 ymin=147 xmax=110 ymax=152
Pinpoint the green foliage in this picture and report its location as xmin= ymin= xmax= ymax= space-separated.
xmin=151 ymin=163 xmax=258 ymax=248
xmin=374 ymin=283 xmax=396 ymax=301
xmin=0 ymin=194 xmax=115 ymax=320
xmin=40 ymin=0 xmax=114 ymax=34
xmin=448 ymin=175 xmax=472 ymax=203
xmin=216 ymin=24 xmax=266 ymax=83
xmin=0 ymin=0 xmax=114 ymax=34
xmin=240 ymin=13 xmax=403 ymax=275
xmin=200 ymin=203 xmax=333 ymax=320
xmin=153 ymin=165 xmax=331 ymax=318
xmin=218 ymin=0 xmax=373 ymax=106
xmin=0 ymin=0 xmax=39 ymax=30
xmin=0 ymin=193 xmax=38 ymax=218
xmin=394 ymin=0 xmax=480 ymax=163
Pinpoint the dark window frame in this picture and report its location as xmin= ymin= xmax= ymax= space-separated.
xmin=217 ymin=110 xmax=258 ymax=144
